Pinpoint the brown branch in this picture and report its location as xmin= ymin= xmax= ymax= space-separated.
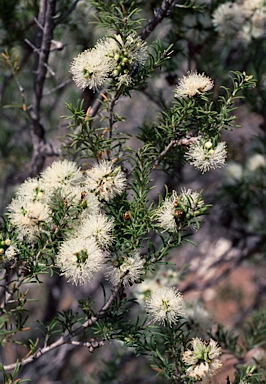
xmin=54 ymin=0 xmax=81 ymax=25
xmin=152 ymin=139 xmax=178 ymax=168
xmin=139 ymin=0 xmax=177 ymax=40
xmin=152 ymin=136 xmax=200 ymax=168
xmin=29 ymin=0 xmax=57 ymax=176
xmin=2 ymin=280 xmax=123 ymax=372
xmin=43 ymin=79 xmax=72 ymax=96
xmin=0 ymin=273 xmax=25 ymax=310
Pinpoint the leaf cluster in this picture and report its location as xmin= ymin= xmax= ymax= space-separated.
xmin=89 ymin=0 xmax=144 ymax=35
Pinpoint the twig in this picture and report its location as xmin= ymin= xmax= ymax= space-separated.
xmin=108 ymin=90 xmax=123 ymax=141
xmin=43 ymin=79 xmax=72 ymax=96
xmin=29 ymin=0 xmax=57 ymax=176
xmin=54 ymin=0 xmax=81 ymax=25
xmin=152 ymin=136 xmax=199 ymax=168
xmin=24 ymin=38 xmax=56 ymax=77
xmin=2 ymin=278 xmax=125 ymax=371
xmin=153 ymin=139 xmax=178 ymax=168
xmin=140 ymin=0 xmax=177 ymax=40
xmin=0 ymin=274 xmax=25 ymax=310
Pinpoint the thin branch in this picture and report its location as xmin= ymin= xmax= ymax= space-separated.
xmin=43 ymin=79 xmax=72 ymax=96
xmin=153 ymin=140 xmax=178 ymax=168
xmin=139 ymin=0 xmax=177 ymax=40
xmin=0 ymin=274 xmax=25 ymax=310
xmin=107 ymin=90 xmax=123 ymax=142
xmin=2 ymin=279 xmax=124 ymax=371
xmin=152 ymin=136 xmax=199 ymax=168
xmin=54 ymin=0 xmax=81 ymax=25
xmin=30 ymin=0 xmax=57 ymax=176
xmin=24 ymin=38 xmax=56 ymax=77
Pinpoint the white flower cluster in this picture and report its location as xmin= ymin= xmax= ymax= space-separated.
xmin=70 ymin=32 xmax=148 ymax=90
xmin=133 ymin=266 xmax=180 ymax=305
xmin=224 ymin=153 xmax=266 ymax=185
xmin=212 ymin=0 xmax=266 ymax=43
xmin=249 ymin=348 xmax=266 ymax=372
xmin=7 ymin=160 xmax=127 ymax=285
xmin=185 ymin=140 xmax=227 ymax=173
xmin=0 ymin=237 xmax=18 ymax=260
xmin=157 ymin=189 xmax=205 ymax=233
xmin=105 ymin=250 xmax=145 ymax=287
xmin=174 ymin=71 xmax=214 ymax=98
xmin=182 ymin=338 xmax=222 ymax=380
xmin=145 ymin=287 xmax=185 ymax=326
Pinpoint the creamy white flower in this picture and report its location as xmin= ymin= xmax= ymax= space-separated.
xmin=224 ymin=161 xmax=243 ymax=183
xmin=133 ymin=278 xmax=162 ymax=305
xmin=70 ymin=45 xmax=115 ymax=90
xmin=105 ymin=251 xmax=145 ymax=286
xmin=185 ymin=141 xmax=227 ymax=173
xmin=250 ymin=7 xmax=266 ymax=38
xmin=118 ymin=33 xmax=148 ymax=65
xmin=133 ymin=266 xmax=181 ymax=304
xmin=251 ymin=7 xmax=266 ymax=28
xmin=4 ymin=244 xmax=18 ymax=260
xmin=15 ymin=178 xmax=46 ymax=202
xmin=246 ymin=153 xmax=266 ymax=171
xmin=52 ymin=184 xmax=101 ymax=213
xmin=250 ymin=348 xmax=266 ymax=370
xmin=240 ymin=5 xmax=266 ymax=42
xmin=108 ymin=33 xmax=147 ymax=85
xmin=145 ymin=287 xmax=185 ymax=326
xmin=175 ymin=71 xmax=214 ymax=98
xmin=239 ymin=22 xmax=253 ymax=44
xmin=56 ymin=237 xmax=104 ymax=285
xmin=77 ymin=214 xmax=114 ymax=248
xmin=157 ymin=267 xmax=180 ymax=287
xmin=212 ymin=2 xmax=244 ymax=37
xmin=70 ymin=33 xmax=147 ymax=90
xmin=157 ymin=189 xmax=204 ymax=232
xmin=242 ymin=0 xmax=264 ymax=18
xmin=85 ymin=160 xmax=126 ymax=201
xmin=182 ymin=338 xmax=222 ymax=380
xmin=250 ymin=25 xmax=265 ymax=39
xmin=117 ymin=73 xmax=133 ymax=87
xmin=7 ymin=197 xmax=52 ymax=241
xmin=41 ymin=160 xmax=84 ymax=191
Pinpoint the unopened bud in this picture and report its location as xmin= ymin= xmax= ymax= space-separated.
xmin=204 ymin=141 xmax=212 ymax=149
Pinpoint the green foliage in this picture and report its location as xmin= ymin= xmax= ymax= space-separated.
xmin=213 ymin=324 xmax=240 ymax=355
xmin=1 ymin=0 xmax=266 ymax=383
xmin=243 ymin=311 xmax=266 ymax=350
xmin=89 ymin=0 xmax=144 ymax=34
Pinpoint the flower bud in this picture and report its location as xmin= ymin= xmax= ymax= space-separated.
xmin=204 ymin=141 xmax=212 ymax=149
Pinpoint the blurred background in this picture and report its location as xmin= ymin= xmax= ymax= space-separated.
xmin=0 ymin=0 xmax=266 ymax=382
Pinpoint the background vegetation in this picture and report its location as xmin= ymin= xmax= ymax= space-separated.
xmin=0 ymin=0 xmax=266 ymax=383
